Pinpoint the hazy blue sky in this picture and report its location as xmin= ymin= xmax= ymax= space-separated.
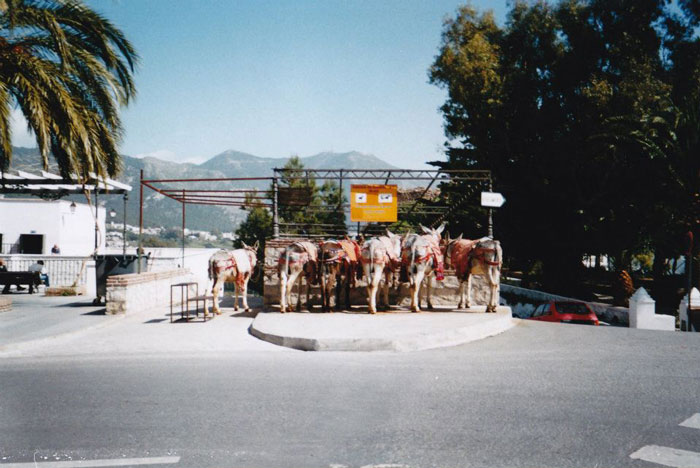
xmin=13 ymin=1 xmax=508 ymax=168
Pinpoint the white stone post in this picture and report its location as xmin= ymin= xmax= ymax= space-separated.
xmin=629 ymin=287 xmax=675 ymax=331
xmin=679 ymin=287 xmax=700 ymax=332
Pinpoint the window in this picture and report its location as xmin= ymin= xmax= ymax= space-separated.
xmin=542 ymin=303 xmax=552 ymax=316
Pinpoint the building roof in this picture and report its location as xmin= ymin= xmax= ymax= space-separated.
xmin=0 ymin=170 xmax=131 ymax=196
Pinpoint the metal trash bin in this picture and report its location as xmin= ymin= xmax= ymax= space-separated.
xmin=94 ymin=254 xmax=149 ymax=305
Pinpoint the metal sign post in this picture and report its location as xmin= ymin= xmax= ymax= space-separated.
xmin=481 ymin=188 xmax=506 ymax=238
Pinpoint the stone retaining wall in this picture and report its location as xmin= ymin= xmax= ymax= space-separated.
xmin=106 ymin=268 xmax=196 ymax=315
xmin=0 ymin=297 xmax=11 ymax=313
xmin=264 ymin=238 xmax=494 ymax=310
xmin=501 ymin=283 xmax=628 ymax=325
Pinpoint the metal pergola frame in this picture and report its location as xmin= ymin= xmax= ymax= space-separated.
xmin=138 ymin=168 xmax=493 ymax=268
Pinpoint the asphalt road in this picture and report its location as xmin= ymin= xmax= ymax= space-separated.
xmin=1 ymin=321 xmax=699 ymax=468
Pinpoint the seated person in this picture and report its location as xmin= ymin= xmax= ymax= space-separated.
xmin=28 ymin=260 xmax=49 ymax=293
xmin=0 ymin=259 xmax=26 ymax=293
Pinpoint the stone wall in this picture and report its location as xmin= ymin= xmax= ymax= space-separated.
xmin=106 ymin=268 xmax=196 ymax=315
xmin=501 ymin=284 xmax=629 ymax=325
xmin=263 ymin=238 xmax=494 ymax=310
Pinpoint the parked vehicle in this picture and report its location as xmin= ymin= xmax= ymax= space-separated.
xmin=528 ymin=301 xmax=599 ymax=325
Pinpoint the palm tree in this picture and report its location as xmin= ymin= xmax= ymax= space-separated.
xmin=0 ymin=0 xmax=137 ymax=179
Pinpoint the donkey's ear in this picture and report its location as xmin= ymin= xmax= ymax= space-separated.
xmin=253 ymin=240 xmax=260 ymax=250
xmin=241 ymin=241 xmax=249 ymax=249
xmin=436 ymin=223 xmax=446 ymax=235
xmin=456 ymin=233 xmax=463 ymax=241
xmin=445 ymin=231 xmax=451 ymax=242
xmin=386 ymin=229 xmax=395 ymax=238
xmin=420 ymin=224 xmax=431 ymax=234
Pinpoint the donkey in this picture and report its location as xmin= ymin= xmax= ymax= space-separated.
xmin=319 ymin=238 xmax=361 ymax=312
xmin=206 ymin=241 xmax=259 ymax=316
xmin=401 ymin=224 xmax=445 ymax=312
xmin=361 ymin=230 xmax=401 ymax=314
xmin=444 ymin=235 xmax=502 ymax=313
xmin=278 ymin=241 xmax=319 ymax=313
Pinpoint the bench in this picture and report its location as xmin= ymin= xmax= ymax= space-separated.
xmin=0 ymin=271 xmax=42 ymax=293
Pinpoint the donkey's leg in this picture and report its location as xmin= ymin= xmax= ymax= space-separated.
xmin=465 ymin=273 xmax=473 ymax=309
xmin=412 ymin=269 xmax=424 ymax=312
xmin=457 ymin=278 xmax=464 ymax=309
xmin=233 ymin=278 xmax=240 ymax=312
xmin=205 ymin=276 xmax=216 ymax=317
xmin=487 ymin=267 xmax=499 ymax=313
xmin=210 ymin=277 xmax=223 ymax=315
xmin=242 ymin=273 xmax=251 ymax=311
xmin=294 ymin=271 xmax=303 ymax=312
xmin=344 ymin=266 xmax=352 ymax=310
xmin=381 ymin=269 xmax=390 ymax=310
xmin=279 ymin=271 xmax=288 ymax=313
xmin=426 ymin=273 xmax=434 ymax=310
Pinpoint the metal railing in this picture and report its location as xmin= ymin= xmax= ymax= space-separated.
xmin=0 ymin=243 xmax=19 ymax=254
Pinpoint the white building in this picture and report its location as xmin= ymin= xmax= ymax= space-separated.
xmin=0 ymin=198 xmax=105 ymax=256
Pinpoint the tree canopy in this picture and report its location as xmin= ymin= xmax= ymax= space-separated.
xmin=0 ymin=0 xmax=138 ymax=179
xmin=430 ymin=0 xmax=700 ymax=294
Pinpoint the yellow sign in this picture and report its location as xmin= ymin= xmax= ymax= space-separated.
xmin=350 ymin=184 xmax=398 ymax=222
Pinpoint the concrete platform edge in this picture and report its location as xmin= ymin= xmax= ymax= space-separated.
xmin=248 ymin=313 xmax=517 ymax=352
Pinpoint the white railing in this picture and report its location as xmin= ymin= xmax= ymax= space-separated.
xmin=0 ymin=255 xmax=91 ymax=286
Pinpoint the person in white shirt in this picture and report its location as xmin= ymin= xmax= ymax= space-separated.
xmin=28 ymin=260 xmax=49 ymax=291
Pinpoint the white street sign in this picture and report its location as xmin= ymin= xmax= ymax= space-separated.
xmin=481 ymin=191 xmax=506 ymax=208
xmin=378 ymin=193 xmax=393 ymax=204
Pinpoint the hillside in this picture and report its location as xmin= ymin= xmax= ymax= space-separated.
xmin=4 ymin=148 xmax=403 ymax=232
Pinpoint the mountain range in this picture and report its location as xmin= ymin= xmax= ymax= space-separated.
xmin=5 ymin=148 xmax=403 ymax=232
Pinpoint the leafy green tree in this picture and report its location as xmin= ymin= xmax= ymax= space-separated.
xmin=430 ymin=1 xmax=698 ymax=295
xmin=235 ymin=205 xmax=272 ymax=293
xmin=276 ymin=156 xmax=346 ymax=236
xmin=0 ymin=0 xmax=137 ymax=179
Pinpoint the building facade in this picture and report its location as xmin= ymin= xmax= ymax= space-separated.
xmin=0 ymin=198 xmax=106 ymax=257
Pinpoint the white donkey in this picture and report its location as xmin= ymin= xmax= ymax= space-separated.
xmin=361 ymin=230 xmax=401 ymax=314
xmin=206 ymin=241 xmax=258 ymax=316
xmin=401 ymin=224 xmax=445 ymax=312
xmin=278 ymin=241 xmax=318 ymax=313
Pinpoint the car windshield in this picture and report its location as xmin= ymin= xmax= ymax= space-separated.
xmin=556 ymin=303 xmax=591 ymax=315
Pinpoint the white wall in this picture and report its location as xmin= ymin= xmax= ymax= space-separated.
xmin=0 ymin=198 xmax=105 ymax=256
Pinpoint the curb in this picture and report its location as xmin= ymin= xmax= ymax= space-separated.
xmin=249 ymin=312 xmax=516 ymax=352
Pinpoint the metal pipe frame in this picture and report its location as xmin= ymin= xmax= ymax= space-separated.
xmin=272 ymin=168 xmax=490 ymax=181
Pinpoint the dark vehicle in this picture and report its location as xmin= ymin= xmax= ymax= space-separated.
xmin=528 ymin=301 xmax=599 ymax=325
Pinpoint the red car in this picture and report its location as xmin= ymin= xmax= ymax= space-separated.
xmin=528 ymin=301 xmax=600 ymax=325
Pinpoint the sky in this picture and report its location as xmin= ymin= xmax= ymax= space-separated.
xmin=13 ymin=0 xmax=508 ymax=168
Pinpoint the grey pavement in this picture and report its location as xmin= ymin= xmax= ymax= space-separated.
xmin=0 ymin=295 xmax=514 ymax=357
xmin=0 ymin=295 xmax=282 ymax=358
xmin=1 ymin=320 xmax=699 ymax=468
xmin=0 ymin=294 xmax=120 ymax=351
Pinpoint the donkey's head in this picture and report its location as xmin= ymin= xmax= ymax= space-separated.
xmin=385 ymin=229 xmax=402 ymax=259
xmin=419 ymin=223 xmax=445 ymax=242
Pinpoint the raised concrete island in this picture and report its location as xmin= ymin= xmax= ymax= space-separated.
xmin=106 ymin=269 xmax=196 ymax=315
xmin=250 ymin=307 xmax=515 ymax=352
xmin=0 ymin=296 xmax=11 ymax=313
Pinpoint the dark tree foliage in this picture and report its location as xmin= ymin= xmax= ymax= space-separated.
xmin=430 ymin=0 xmax=700 ymax=295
